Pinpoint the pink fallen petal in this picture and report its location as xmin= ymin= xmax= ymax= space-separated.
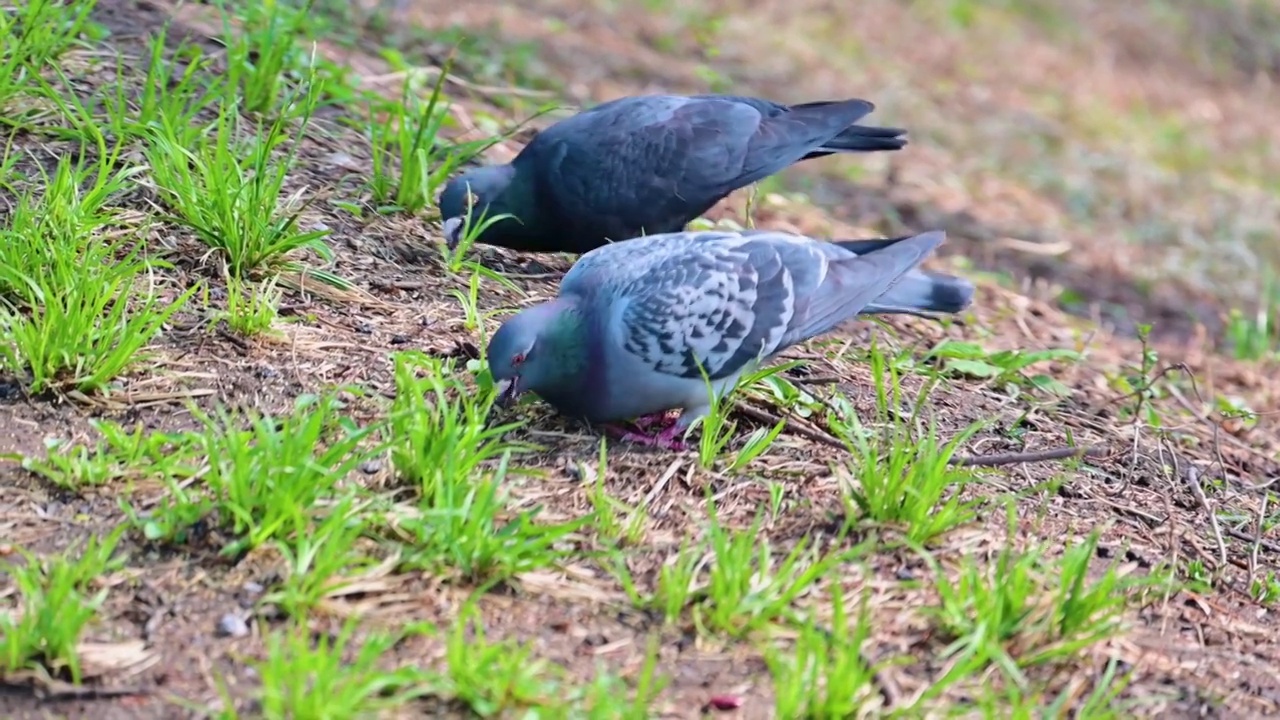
xmin=709 ymin=694 xmax=744 ymax=710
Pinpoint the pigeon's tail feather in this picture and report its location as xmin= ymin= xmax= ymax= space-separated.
xmin=784 ymin=232 xmax=947 ymax=343
xmin=790 ymin=98 xmax=877 ymax=121
xmin=808 ymin=124 xmax=908 ymax=156
xmin=781 ymin=98 xmax=906 ymax=156
xmin=862 ymin=269 xmax=975 ymax=315
xmin=829 ymin=235 xmax=974 ymax=316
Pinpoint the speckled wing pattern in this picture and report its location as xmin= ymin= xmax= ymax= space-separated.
xmin=563 ymin=231 xmax=834 ymax=382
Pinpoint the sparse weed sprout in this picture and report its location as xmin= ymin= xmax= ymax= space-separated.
xmin=435 ymin=605 xmax=670 ymax=716
xmin=449 ymin=266 xmax=523 ymax=343
xmin=387 ymin=351 xmax=528 ymax=494
xmin=1225 ymin=268 xmax=1280 ymax=360
xmin=924 ymin=339 xmax=1081 ymax=397
xmin=219 ymin=0 xmax=315 ymax=117
xmin=100 ymin=29 xmax=222 ymax=143
xmin=614 ymin=504 xmax=862 ymax=637
xmin=260 ymin=497 xmax=382 ymax=619
xmin=22 ymin=419 xmax=205 ymax=490
xmin=0 ymin=528 xmax=126 ymax=684
xmin=193 ymin=395 xmax=381 ymax=556
xmin=833 ymin=346 xmax=984 ymax=543
xmin=583 ymin=439 xmax=649 ymax=546
xmin=117 ymin=394 xmax=383 ymax=556
xmin=236 ymin=617 xmax=437 ymax=720
xmin=366 ymin=63 xmax=494 ymax=215
xmin=223 ymin=274 xmax=285 ymax=337
xmin=765 ymin=583 xmax=884 ymax=719
xmin=440 ymin=203 xmax=518 ymax=274
xmin=924 ymin=518 xmax=1147 ymax=691
xmin=386 ymin=352 xmax=582 ymax=581
xmin=441 ymin=606 xmax=567 ymax=713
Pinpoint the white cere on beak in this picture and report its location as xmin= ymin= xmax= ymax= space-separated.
xmin=442 ymin=216 xmax=464 ymax=249
xmin=494 ymin=377 xmax=517 ymax=407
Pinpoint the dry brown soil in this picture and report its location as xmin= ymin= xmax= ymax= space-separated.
xmin=3 ymin=0 xmax=1280 ymax=718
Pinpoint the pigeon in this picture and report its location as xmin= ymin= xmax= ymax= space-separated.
xmin=438 ymin=94 xmax=906 ymax=255
xmin=485 ymin=228 xmax=973 ymax=450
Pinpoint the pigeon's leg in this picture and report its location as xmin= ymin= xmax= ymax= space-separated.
xmin=612 ymin=412 xmax=689 ymax=451
xmin=617 ymin=426 xmax=688 ymax=451
xmin=651 ymin=422 xmax=689 ymax=451
xmin=632 ymin=410 xmax=679 ymax=432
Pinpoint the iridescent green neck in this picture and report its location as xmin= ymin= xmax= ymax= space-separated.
xmin=536 ymin=306 xmax=590 ymax=378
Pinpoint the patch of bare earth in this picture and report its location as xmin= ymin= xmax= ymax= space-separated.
xmin=2 ymin=0 xmax=1280 ymax=718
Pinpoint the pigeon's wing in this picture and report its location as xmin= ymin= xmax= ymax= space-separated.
xmin=534 ymin=97 xmax=806 ymax=235
xmin=571 ymin=230 xmax=947 ymax=382
xmin=601 ymin=231 xmax=822 ymax=382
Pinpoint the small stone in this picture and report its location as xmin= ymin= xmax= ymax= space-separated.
xmin=322 ymin=152 xmax=362 ymax=171
xmin=216 ymin=613 xmax=249 ymax=638
xmin=360 ymin=460 xmax=383 ymax=475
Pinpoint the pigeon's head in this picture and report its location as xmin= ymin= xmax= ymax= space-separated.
xmin=486 ymin=300 xmax=575 ymax=408
xmin=438 ymin=165 xmax=516 ymax=250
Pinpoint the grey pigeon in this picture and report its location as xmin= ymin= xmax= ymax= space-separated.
xmin=438 ymin=94 xmax=906 ymax=254
xmin=486 ymin=228 xmax=973 ymax=450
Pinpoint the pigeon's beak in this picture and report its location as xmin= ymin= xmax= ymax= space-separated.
xmin=442 ymin=216 xmax=464 ymax=250
xmin=494 ymin=376 xmax=520 ymax=408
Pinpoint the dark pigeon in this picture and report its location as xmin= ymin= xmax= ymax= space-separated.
xmin=485 ymin=228 xmax=972 ymax=450
xmin=438 ymin=94 xmax=906 ymax=254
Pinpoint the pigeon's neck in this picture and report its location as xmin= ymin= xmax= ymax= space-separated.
xmin=536 ymin=304 xmax=590 ymax=377
xmin=521 ymin=300 xmax=605 ymax=420
xmin=483 ymin=163 xmax=550 ymax=247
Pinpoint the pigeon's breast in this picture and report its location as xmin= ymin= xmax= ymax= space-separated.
xmin=595 ymin=319 xmax=712 ymax=422
xmin=534 ymin=384 xmax=598 ymax=423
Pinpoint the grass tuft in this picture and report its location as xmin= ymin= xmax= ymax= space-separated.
xmin=0 ymin=0 xmax=99 ymax=128
xmin=0 ymin=527 xmax=126 ymax=683
xmin=366 ymin=64 xmax=494 ymax=216
xmin=0 ymin=146 xmax=193 ymax=395
xmin=143 ymin=71 xmax=345 ymax=288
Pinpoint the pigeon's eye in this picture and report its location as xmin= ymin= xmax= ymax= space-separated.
xmin=512 ymin=352 xmax=526 ymax=366
xmin=465 ymin=190 xmax=479 ymax=209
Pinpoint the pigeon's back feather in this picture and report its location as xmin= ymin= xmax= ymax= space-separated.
xmin=526 ymin=95 xmax=893 ymax=246
xmin=560 ymin=230 xmax=958 ymax=386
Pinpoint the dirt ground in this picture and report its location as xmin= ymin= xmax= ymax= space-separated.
xmin=3 ymin=0 xmax=1280 ymax=718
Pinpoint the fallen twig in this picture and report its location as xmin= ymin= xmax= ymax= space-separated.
xmin=1181 ymin=461 xmax=1229 ymax=570
xmin=1225 ymin=527 xmax=1280 ymax=557
xmin=949 ymin=445 xmax=1105 ymax=467
xmin=786 ymin=374 xmax=841 ymax=386
xmin=0 ymin=670 xmax=149 ymax=701
xmin=733 ymin=402 xmax=845 ymax=450
xmin=736 ymin=399 xmax=1108 ymax=469
xmin=215 ymin=325 xmax=250 ymax=352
